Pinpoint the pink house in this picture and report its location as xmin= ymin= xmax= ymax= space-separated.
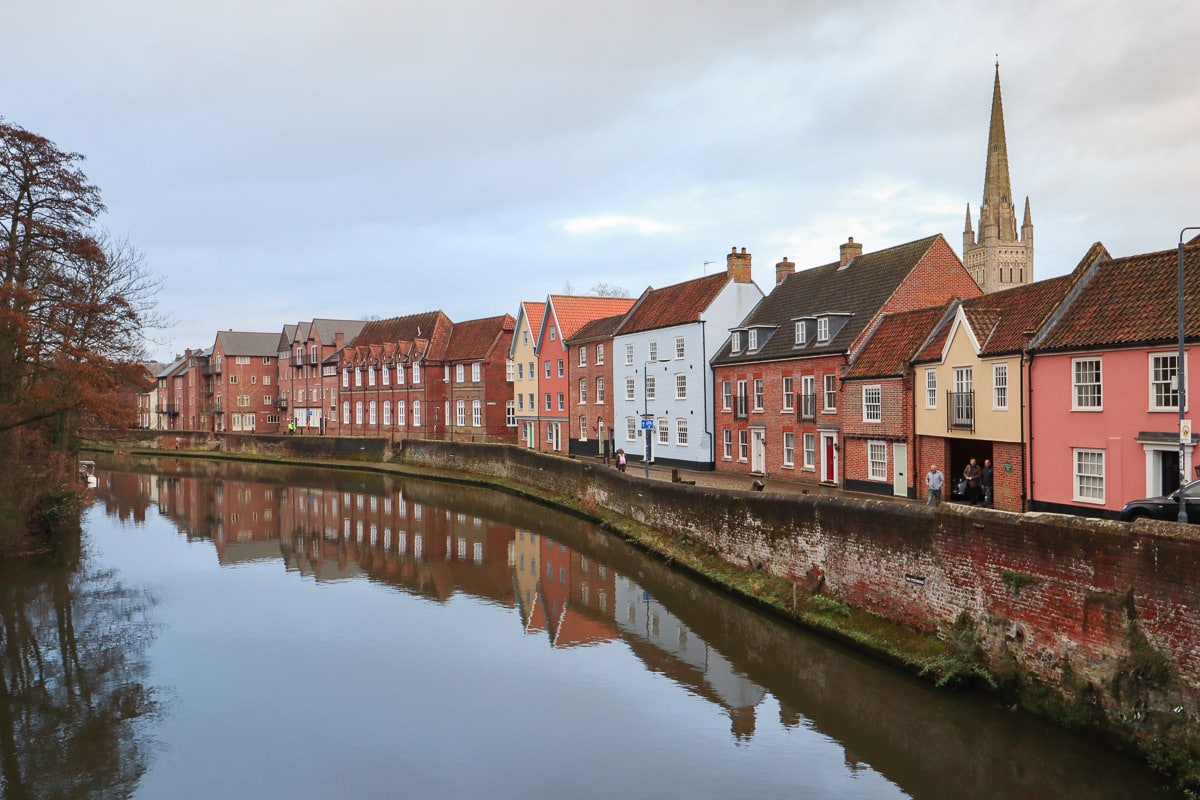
xmin=1028 ymin=238 xmax=1200 ymax=517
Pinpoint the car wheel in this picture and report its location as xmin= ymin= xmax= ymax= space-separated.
xmin=1125 ymin=511 xmax=1148 ymax=522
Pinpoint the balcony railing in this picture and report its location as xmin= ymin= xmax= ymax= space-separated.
xmin=158 ymin=404 xmax=179 ymax=416
xmin=292 ymin=353 xmax=306 ymax=366
xmin=797 ymin=392 xmax=816 ymax=421
xmin=277 ymin=397 xmax=289 ymax=409
xmin=946 ymin=390 xmax=974 ymax=432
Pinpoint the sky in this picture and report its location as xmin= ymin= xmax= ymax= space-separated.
xmin=5 ymin=0 xmax=1198 ymax=362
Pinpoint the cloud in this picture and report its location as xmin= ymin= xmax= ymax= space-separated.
xmin=559 ymin=215 xmax=677 ymax=236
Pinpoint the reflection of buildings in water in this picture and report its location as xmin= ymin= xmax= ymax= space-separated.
xmin=512 ymin=531 xmax=617 ymax=648
xmin=615 ymin=577 xmax=767 ymax=741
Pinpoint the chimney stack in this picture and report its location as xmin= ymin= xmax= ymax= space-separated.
xmin=335 ymin=330 xmax=344 ymax=350
xmin=774 ymin=257 xmax=795 ymax=285
xmin=839 ymin=237 xmax=863 ymax=267
xmin=726 ymin=247 xmax=752 ymax=283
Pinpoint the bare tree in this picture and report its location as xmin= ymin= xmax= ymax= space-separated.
xmin=589 ymin=281 xmax=630 ymax=298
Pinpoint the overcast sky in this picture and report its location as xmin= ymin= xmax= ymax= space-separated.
xmin=6 ymin=0 xmax=1198 ymax=361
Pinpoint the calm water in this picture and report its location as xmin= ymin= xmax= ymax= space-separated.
xmin=0 ymin=456 xmax=1183 ymax=800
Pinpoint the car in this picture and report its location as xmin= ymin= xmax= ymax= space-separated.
xmin=1119 ymin=479 xmax=1200 ymax=523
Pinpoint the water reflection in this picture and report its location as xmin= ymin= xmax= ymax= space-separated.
xmin=0 ymin=544 xmax=160 ymax=799
xmin=83 ymin=456 xmax=1181 ymax=799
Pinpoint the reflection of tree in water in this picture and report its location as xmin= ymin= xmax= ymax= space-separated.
xmin=0 ymin=554 xmax=161 ymax=800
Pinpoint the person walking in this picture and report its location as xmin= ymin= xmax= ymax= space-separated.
xmin=616 ymin=449 xmax=627 ymax=472
xmin=963 ymin=458 xmax=982 ymax=505
xmin=925 ymin=464 xmax=944 ymax=507
xmin=981 ymin=459 xmax=994 ymax=507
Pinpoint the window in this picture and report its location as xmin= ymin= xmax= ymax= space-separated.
xmin=355 ymin=401 xmax=364 ymax=424
xmin=368 ymin=401 xmax=377 ymax=425
xmin=824 ymin=374 xmax=837 ymax=411
xmin=367 ymin=367 xmax=375 ymax=387
xmin=801 ymin=375 xmax=816 ymax=420
xmin=545 ymin=393 xmax=552 ymax=411
xmin=471 ymin=362 xmax=481 ymax=382
xmin=748 ymin=329 xmax=758 ymax=350
xmin=557 ymin=392 xmax=565 ymax=411
xmin=549 ymin=326 xmax=556 ymax=341
xmin=625 ymin=377 xmax=636 ymax=402
xmin=412 ymin=400 xmax=420 ymax=426
xmin=263 ymin=395 xmax=272 ymax=405
xmin=237 ymin=394 xmax=250 ymax=407
xmin=397 ymin=365 xmax=405 ymax=384
xmin=863 ymin=385 xmax=882 ymax=422
xmin=505 ymin=401 xmax=515 ymax=427
xmin=578 ymin=347 xmax=587 ymax=367
xmin=925 ymin=369 xmax=937 ymax=409
xmin=263 ymin=356 xmax=271 ymax=365
xmin=795 ymin=321 xmax=807 ymax=345
xmin=723 ymin=429 xmax=732 ymax=459
xmin=383 ymin=401 xmax=392 ymax=426
xmin=456 ymin=400 xmax=466 ymax=426
xmin=527 ymin=362 xmax=533 ymax=380
xmin=250 ymin=375 xmax=257 ymax=385
xmin=229 ymin=374 xmax=238 ymax=384
xmin=517 ymin=393 xmax=524 ymax=410
xmin=868 ymin=441 xmax=887 ymax=480
xmin=579 ymin=378 xmax=587 ymax=403
xmin=557 ymin=359 xmax=564 ymax=378
xmin=456 ymin=364 xmax=465 ymax=383
xmin=382 ymin=364 xmax=390 ymax=385
xmin=522 ymin=330 xmax=529 ymax=345
xmin=675 ymin=419 xmax=688 ymax=446
xmin=596 ymin=378 xmax=605 ymax=404
xmin=597 ymin=344 xmax=605 ymax=365
xmin=398 ymin=400 xmax=406 ymax=426
xmin=626 ymin=417 xmax=637 ymax=441
xmin=648 ymin=341 xmax=658 ymax=362
xmin=803 ymin=433 xmax=815 ymax=469
xmin=993 ymin=363 xmax=1009 ymax=410
xmin=783 ymin=432 xmax=795 ymax=467
xmin=752 ymin=379 xmax=764 ymax=411
xmin=952 ymin=367 xmax=974 ymax=428
xmin=731 ymin=332 xmax=741 ymax=354
xmin=674 ymin=374 xmax=686 ymax=400
xmin=528 ymin=392 xmax=534 ymax=410
xmin=738 ymin=430 xmax=748 ymax=461
xmin=342 ymin=402 xmax=350 ymax=424
xmin=263 ymin=375 xmax=270 ymax=385
xmin=355 ymin=367 xmax=362 ymax=387
xmin=1151 ymin=353 xmax=1179 ymax=410
xmin=657 ymin=419 xmax=669 ymax=445
xmin=625 ymin=343 xmax=634 ymax=365
xmin=341 ymin=366 xmax=350 ymax=388
xmin=544 ymin=361 xmax=551 ymax=379
xmin=236 ymin=356 xmax=250 ymax=365
xmin=721 ymin=380 xmax=732 ymax=411
xmin=472 ymin=400 xmax=481 ymax=427
xmin=506 ymin=359 xmax=515 ymax=381
xmin=675 ymin=337 xmax=685 ymax=359
xmin=580 ymin=416 xmax=588 ymax=440
xmin=412 ymin=363 xmax=420 ymax=383
xmin=645 ymin=375 xmax=656 ymax=401
xmin=817 ymin=317 xmax=830 ymax=342
xmin=1074 ymin=448 xmax=1105 ymax=503
xmin=1073 ymin=358 xmax=1102 ymax=410
xmin=782 ymin=377 xmax=795 ymax=411
xmin=736 ymin=380 xmax=748 ymax=418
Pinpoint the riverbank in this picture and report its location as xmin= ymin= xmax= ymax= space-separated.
xmin=82 ymin=434 xmax=1200 ymax=792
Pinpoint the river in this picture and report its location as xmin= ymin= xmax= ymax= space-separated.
xmin=0 ymin=456 xmax=1182 ymax=799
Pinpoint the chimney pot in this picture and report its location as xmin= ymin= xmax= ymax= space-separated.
xmin=775 ymin=257 xmax=795 ymax=285
xmin=839 ymin=237 xmax=864 ymax=267
xmin=726 ymin=246 xmax=752 ymax=284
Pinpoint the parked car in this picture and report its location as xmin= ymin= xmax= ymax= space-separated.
xmin=1119 ymin=479 xmax=1200 ymax=523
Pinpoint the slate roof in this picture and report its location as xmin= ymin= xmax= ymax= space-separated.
xmin=545 ymin=295 xmax=637 ymax=340
xmin=566 ymin=312 xmax=628 ymax=344
xmin=279 ymin=324 xmax=298 ymax=352
xmin=444 ymin=314 xmax=516 ymax=361
xmin=350 ymin=311 xmax=454 ymax=360
xmin=618 ymin=272 xmax=730 ymax=335
xmin=310 ymin=318 xmax=369 ymax=347
xmin=712 ymin=235 xmax=944 ymax=366
xmin=844 ymin=304 xmax=952 ymax=380
xmin=913 ymin=275 xmax=1074 ymax=363
xmin=216 ymin=331 xmax=279 ymax=357
xmin=1034 ymin=242 xmax=1200 ymax=351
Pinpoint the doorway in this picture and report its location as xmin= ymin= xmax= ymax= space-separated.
xmin=892 ymin=442 xmax=907 ymax=497
xmin=751 ymin=429 xmax=766 ymax=475
xmin=821 ymin=433 xmax=838 ymax=484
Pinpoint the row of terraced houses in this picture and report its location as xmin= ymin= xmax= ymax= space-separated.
xmin=137 ymin=68 xmax=1200 ymax=521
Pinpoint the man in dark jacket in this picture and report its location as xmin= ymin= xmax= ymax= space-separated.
xmin=981 ymin=459 xmax=994 ymax=507
xmin=963 ymin=458 xmax=982 ymax=505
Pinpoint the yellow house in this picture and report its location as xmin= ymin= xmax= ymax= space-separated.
xmin=509 ymin=301 xmax=546 ymax=448
xmin=913 ymin=276 xmax=1073 ymax=511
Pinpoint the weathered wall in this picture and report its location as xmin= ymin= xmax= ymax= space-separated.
xmin=398 ymin=439 xmax=1200 ymax=751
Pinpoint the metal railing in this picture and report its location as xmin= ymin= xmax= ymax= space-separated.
xmin=797 ymin=392 xmax=816 ymax=421
xmin=946 ymin=390 xmax=974 ymax=432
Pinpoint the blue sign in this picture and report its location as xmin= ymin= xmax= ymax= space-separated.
xmin=641 ymin=419 xmax=655 ymax=430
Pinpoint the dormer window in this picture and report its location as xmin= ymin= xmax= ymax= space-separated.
xmin=795 ymin=321 xmax=807 ymax=345
xmin=731 ymin=332 xmax=741 ymax=354
xmin=748 ymin=329 xmax=759 ymax=350
xmin=817 ymin=317 xmax=830 ymax=342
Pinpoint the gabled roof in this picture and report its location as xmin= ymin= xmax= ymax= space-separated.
xmin=617 ymin=272 xmax=730 ymax=336
xmin=309 ymin=318 xmax=369 ymax=347
xmin=279 ymin=324 xmax=298 ymax=352
xmin=350 ymin=311 xmax=454 ymax=360
xmin=914 ymin=275 xmax=1074 ymax=363
xmin=509 ymin=301 xmax=546 ymax=359
xmin=544 ymin=295 xmax=637 ymax=342
xmin=156 ymin=354 xmax=191 ymax=379
xmin=566 ymin=312 xmax=628 ymax=345
xmin=215 ymin=331 xmax=279 ymax=358
xmin=713 ymin=235 xmax=947 ymax=366
xmin=444 ymin=314 xmax=516 ymax=361
xmin=844 ymin=304 xmax=953 ymax=380
xmin=1034 ymin=241 xmax=1200 ymax=352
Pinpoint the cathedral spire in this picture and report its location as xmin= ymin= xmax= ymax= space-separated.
xmin=980 ymin=63 xmax=1015 ymax=240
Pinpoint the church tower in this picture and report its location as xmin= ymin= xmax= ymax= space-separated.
xmin=963 ymin=64 xmax=1034 ymax=293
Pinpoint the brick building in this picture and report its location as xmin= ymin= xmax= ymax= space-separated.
xmin=278 ymin=318 xmax=368 ymax=435
xmin=210 ymin=331 xmax=282 ymax=433
xmin=565 ymin=312 xmax=628 ymax=458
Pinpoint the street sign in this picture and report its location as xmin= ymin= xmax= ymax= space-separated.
xmin=641 ymin=419 xmax=655 ymax=430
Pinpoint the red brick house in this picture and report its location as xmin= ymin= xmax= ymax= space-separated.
xmin=156 ymin=348 xmax=210 ymax=431
xmin=278 ymin=318 xmax=368 ymax=435
xmin=710 ymin=235 xmax=981 ymax=485
xmin=566 ymin=312 xmax=629 ymax=458
xmin=210 ymin=331 xmax=282 ymax=433
xmin=840 ymin=304 xmax=953 ymax=498
xmin=441 ymin=314 xmax=517 ymax=443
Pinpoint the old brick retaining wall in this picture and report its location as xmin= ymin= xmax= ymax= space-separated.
xmin=399 ymin=439 xmax=1200 ymax=749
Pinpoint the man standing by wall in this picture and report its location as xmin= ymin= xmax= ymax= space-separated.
xmin=926 ymin=464 xmax=944 ymax=507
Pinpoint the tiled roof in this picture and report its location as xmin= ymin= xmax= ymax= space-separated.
xmin=844 ymin=305 xmax=951 ymax=380
xmin=1035 ymin=242 xmax=1200 ymax=351
xmin=351 ymin=311 xmax=454 ymax=360
xmin=445 ymin=314 xmax=516 ymax=361
xmin=546 ymin=295 xmax=637 ymax=340
xmin=279 ymin=324 xmax=298 ymax=351
xmin=713 ymin=235 xmax=944 ymax=366
xmin=311 ymin=318 xmax=369 ymax=347
xmin=216 ymin=331 xmax=280 ymax=357
xmin=618 ymin=272 xmax=730 ymax=335
xmin=567 ymin=312 xmax=628 ymax=344
xmin=522 ymin=301 xmax=546 ymax=339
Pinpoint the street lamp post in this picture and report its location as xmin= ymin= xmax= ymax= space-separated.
xmin=642 ymin=361 xmax=653 ymax=479
xmin=1177 ymin=227 xmax=1199 ymax=523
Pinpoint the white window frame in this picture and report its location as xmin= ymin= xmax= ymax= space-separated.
xmin=645 ymin=375 xmax=656 ymax=401
xmin=795 ymin=321 xmax=806 ymax=345
xmin=1073 ymin=448 xmax=1105 ymax=504
xmin=722 ymin=380 xmax=732 ymax=411
xmin=596 ymin=377 xmax=605 ymax=404
xmin=456 ymin=400 xmax=466 ymax=426
xmin=863 ymin=385 xmax=882 ymax=423
xmin=412 ymin=400 xmax=421 ymax=427
xmin=648 ymin=341 xmax=658 ymax=362
xmin=752 ymin=379 xmax=764 ymax=411
xmin=738 ymin=430 xmax=748 ymax=462
xmin=993 ymin=363 xmax=1009 ymax=411
xmin=472 ymin=400 xmax=481 ymax=427
xmin=597 ymin=344 xmax=605 ymax=365
xmin=472 ymin=362 xmax=481 ymax=382
xmin=675 ymin=418 xmax=688 ymax=446
xmin=731 ymin=332 xmax=741 ymax=354
xmin=455 ymin=363 xmax=465 ymax=383
xmin=657 ymin=419 xmax=669 ymax=446
xmin=783 ymin=432 xmax=795 ymax=467
xmin=579 ymin=378 xmax=587 ymax=404
xmin=824 ymin=374 xmax=837 ymax=411
xmin=398 ymin=400 xmax=407 ymax=426
xmin=624 ymin=343 xmax=634 ymax=365
xmin=722 ymin=429 xmax=732 ymax=460
xmin=781 ymin=376 xmax=795 ymax=412
xmin=748 ymin=329 xmax=758 ymax=350
xmin=925 ymin=369 xmax=937 ymax=409
xmin=817 ymin=317 xmax=830 ymax=342
xmin=674 ymin=373 xmax=687 ymax=401
xmin=1150 ymin=353 xmax=1182 ymax=411
xmin=868 ymin=440 xmax=887 ymax=481
xmin=1072 ymin=357 xmax=1102 ymax=411
xmin=579 ymin=347 xmax=587 ymax=367
xmin=803 ymin=433 xmax=815 ymax=469
xmin=626 ymin=417 xmax=637 ymax=441
xmin=674 ymin=337 xmax=685 ymax=359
